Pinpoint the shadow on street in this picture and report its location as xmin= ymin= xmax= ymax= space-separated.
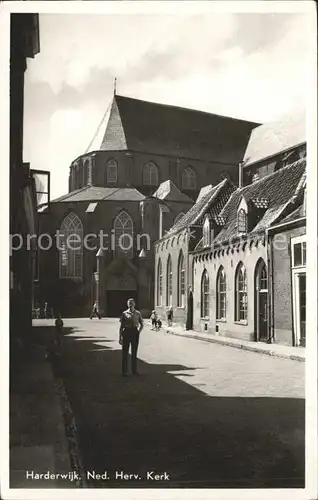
xmin=23 ymin=324 xmax=305 ymax=489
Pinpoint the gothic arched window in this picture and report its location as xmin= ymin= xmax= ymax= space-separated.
xmin=182 ymin=167 xmax=196 ymax=190
xmin=177 ymin=252 xmax=185 ymax=307
xmin=114 ymin=211 xmax=133 ymax=258
xmin=157 ymin=258 xmax=163 ymax=306
xmin=235 ymin=262 xmax=247 ymax=321
xmin=107 ymin=159 xmax=118 ymax=184
xmin=201 ymin=270 xmax=210 ymax=318
xmin=143 ymin=162 xmax=158 ymax=186
xmin=59 ymin=212 xmax=83 ymax=279
xmin=166 ymin=255 xmax=172 ymax=306
xmin=216 ymin=266 xmax=226 ymax=320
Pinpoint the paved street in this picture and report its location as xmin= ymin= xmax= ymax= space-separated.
xmin=54 ymin=318 xmax=304 ymax=488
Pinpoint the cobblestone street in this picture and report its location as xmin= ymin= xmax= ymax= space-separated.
xmin=53 ymin=318 xmax=304 ymax=488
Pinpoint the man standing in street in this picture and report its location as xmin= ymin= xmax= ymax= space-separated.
xmin=119 ymin=298 xmax=143 ymax=376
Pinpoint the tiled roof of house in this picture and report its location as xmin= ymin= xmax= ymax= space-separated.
xmin=51 ymin=186 xmax=145 ymax=203
xmin=94 ymin=95 xmax=259 ymax=160
xmin=243 ymin=108 xmax=306 ymax=166
xmin=164 ymin=178 xmax=233 ymax=238
xmin=152 ymin=180 xmax=193 ymax=203
xmin=212 ymin=158 xmax=306 ymax=245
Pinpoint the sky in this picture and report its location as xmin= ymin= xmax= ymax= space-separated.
xmin=23 ymin=10 xmax=311 ymax=199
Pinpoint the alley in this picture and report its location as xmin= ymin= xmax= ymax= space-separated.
xmin=53 ymin=318 xmax=304 ymax=488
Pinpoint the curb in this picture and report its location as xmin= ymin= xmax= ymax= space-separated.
xmin=166 ymin=329 xmax=305 ymax=362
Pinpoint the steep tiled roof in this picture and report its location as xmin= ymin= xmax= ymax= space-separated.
xmin=51 ymin=186 xmax=145 ymax=203
xmin=95 ymin=95 xmax=259 ymax=160
xmin=243 ymin=108 xmax=305 ymax=166
xmin=213 ymin=158 xmax=306 ymax=245
xmin=152 ymin=180 xmax=193 ymax=203
xmin=165 ymin=179 xmax=233 ymax=238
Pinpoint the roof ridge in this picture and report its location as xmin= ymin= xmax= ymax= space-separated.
xmin=241 ymin=157 xmax=306 ymax=191
xmin=115 ymin=94 xmax=259 ymax=126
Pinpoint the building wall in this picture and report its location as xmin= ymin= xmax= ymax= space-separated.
xmin=70 ymin=149 xmax=241 ymax=200
xmin=155 ymin=230 xmax=189 ymax=325
xmin=192 ymin=242 xmax=267 ymax=341
xmin=271 ymin=225 xmax=306 ymax=345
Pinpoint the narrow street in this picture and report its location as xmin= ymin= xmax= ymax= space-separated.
xmin=55 ymin=318 xmax=304 ymax=488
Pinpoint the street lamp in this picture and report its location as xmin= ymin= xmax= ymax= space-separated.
xmin=95 ymin=248 xmax=103 ymax=313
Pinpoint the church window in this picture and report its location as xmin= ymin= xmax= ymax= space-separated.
xmin=59 ymin=212 xmax=83 ymax=279
xmin=114 ymin=211 xmax=133 ymax=258
xmin=143 ymin=162 xmax=158 ymax=186
xmin=107 ymin=159 xmax=117 ymax=184
xmin=182 ymin=167 xmax=196 ymax=190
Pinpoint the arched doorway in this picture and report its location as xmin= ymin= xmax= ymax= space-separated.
xmin=106 ymin=273 xmax=137 ymax=317
xmin=255 ymin=259 xmax=268 ymax=341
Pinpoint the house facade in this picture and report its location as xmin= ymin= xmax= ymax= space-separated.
xmin=154 ymin=111 xmax=306 ymax=346
xmin=39 ymin=94 xmax=257 ymax=317
xmin=10 ymin=14 xmax=41 ymax=352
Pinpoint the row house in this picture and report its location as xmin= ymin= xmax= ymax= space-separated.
xmin=154 ymin=111 xmax=306 ymax=346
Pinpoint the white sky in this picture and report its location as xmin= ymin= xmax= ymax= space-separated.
xmin=23 ymin=10 xmax=311 ymax=199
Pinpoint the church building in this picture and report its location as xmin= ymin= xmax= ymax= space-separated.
xmin=38 ymin=94 xmax=258 ymax=317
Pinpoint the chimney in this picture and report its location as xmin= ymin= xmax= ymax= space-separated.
xmin=238 ymin=161 xmax=244 ymax=189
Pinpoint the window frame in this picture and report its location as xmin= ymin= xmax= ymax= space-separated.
xmin=182 ymin=167 xmax=196 ymax=190
xmin=216 ymin=266 xmax=227 ymax=321
xmin=157 ymin=258 xmax=163 ymax=306
xmin=113 ymin=211 xmax=134 ymax=259
xmin=107 ymin=159 xmax=118 ymax=184
xmin=177 ymin=252 xmax=185 ymax=307
xmin=201 ymin=270 xmax=210 ymax=319
xmin=166 ymin=255 xmax=173 ymax=306
xmin=237 ymin=208 xmax=247 ymax=233
xmin=143 ymin=162 xmax=159 ymax=186
xmin=235 ymin=262 xmax=248 ymax=323
xmin=291 ymin=235 xmax=306 ymax=268
xmin=59 ymin=212 xmax=83 ymax=279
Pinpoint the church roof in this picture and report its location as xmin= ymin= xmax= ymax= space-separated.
xmin=164 ymin=178 xmax=233 ymax=238
xmin=243 ymin=108 xmax=306 ymax=166
xmin=51 ymin=186 xmax=145 ymax=203
xmin=212 ymin=157 xmax=306 ymax=245
xmin=92 ymin=94 xmax=259 ymax=160
xmin=152 ymin=180 xmax=193 ymax=203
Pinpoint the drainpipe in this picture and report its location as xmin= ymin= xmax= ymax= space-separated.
xmin=265 ymin=228 xmax=275 ymax=343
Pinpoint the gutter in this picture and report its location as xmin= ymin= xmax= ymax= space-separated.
xmin=267 ymin=217 xmax=306 ymax=233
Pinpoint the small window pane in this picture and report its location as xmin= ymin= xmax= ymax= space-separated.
xmin=294 ymin=243 xmax=302 ymax=266
xmin=302 ymin=242 xmax=306 ymax=266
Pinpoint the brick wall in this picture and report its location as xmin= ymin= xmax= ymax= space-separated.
xmin=272 ymin=225 xmax=306 ymax=345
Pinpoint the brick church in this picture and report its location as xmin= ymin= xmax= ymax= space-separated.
xmin=38 ymin=93 xmax=258 ymax=317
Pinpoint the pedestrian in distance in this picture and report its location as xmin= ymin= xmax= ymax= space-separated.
xmin=167 ymin=305 xmax=173 ymax=326
xmin=150 ymin=310 xmax=157 ymax=330
xmin=54 ymin=312 xmax=64 ymax=352
xmin=90 ymin=301 xmax=101 ymax=319
xmin=119 ymin=298 xmax=144 ymax=376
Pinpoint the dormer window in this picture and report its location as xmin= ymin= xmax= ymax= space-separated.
xmin=237 ymin=209 xmax=247 ymax=233
xmin=203 ymin=216 xmax=210 ymax=247
xmin=237 ymin=196 xmax=248 ymax=234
